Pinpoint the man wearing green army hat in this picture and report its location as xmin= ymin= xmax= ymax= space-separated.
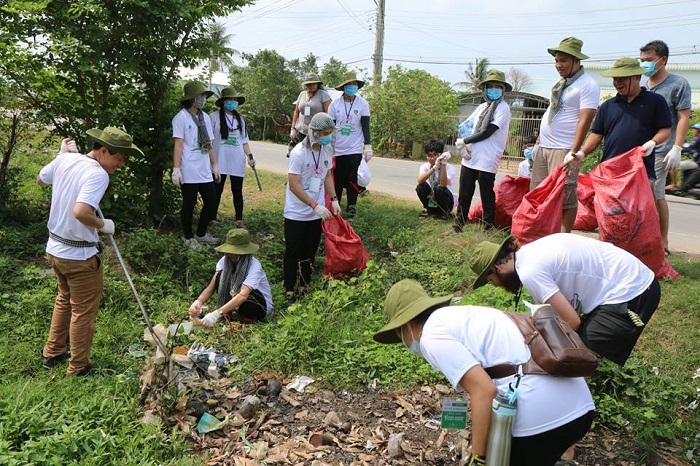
xmin=563 ymin=57 xmax=671 ymax=182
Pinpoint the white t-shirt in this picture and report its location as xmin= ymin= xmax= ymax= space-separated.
xmin=419 ymin=162 xmax=457 ymax=203
xmin=172 ymin=108 xmax=215 ymax=184
xmin=294 ymin=89 xmax=332 ymax=134
xmin=539 ymin=73 xmax=600 ymax=149
xmin=39 ymin=153 xmax=109 ymax=260
xmin=421 ymin=306 xmax=594 ymax=437
xmin=284 ymin=142 xmax=334 ymax=221
xmin=328 ymin=95 xmax=370 ymax=156
xmin=210 ymin=111 xmax=250 ymax=177
xmin=516 ymin=233 xmax=655 ymax=314
xmin=215 ymin=256 xmax=273 ymax=314
xmin=463 ymin=101 xmax=511 ymax=174
xmin=517 ymin=159 xmax=532 ymax=178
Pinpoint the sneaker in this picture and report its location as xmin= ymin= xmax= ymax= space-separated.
xmin=419 ymin=211 xmax=430 ymax=219
xmin=73 ymin=365 xmax=92 ymax=376
xmin=183 ymin=237 xmax=203 ymax=251
xmin=42 ymin=351 xmax=70 ymax=368
xmin=195 ymin=233 xmax=220 ymax=245
xmin=358 ymin=187 xmax=368 ymax=197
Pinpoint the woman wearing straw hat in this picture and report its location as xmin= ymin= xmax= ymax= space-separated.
xmin=210 ymin=88 xmax=255 ymax=228
xmin=172 ymin=80 xmax=221 ymax=249
xmin=190 ymin=228 xmax=274 ymax=327
xmin=452 ymin=70 xmax=512 ymax=233
xmin=328 ymin=72 xmax=373 ymax=218
xmin=290 ymin=74 xmax=332 ymax=144
xmin=374 ymin=279 xmax=594 ymax=466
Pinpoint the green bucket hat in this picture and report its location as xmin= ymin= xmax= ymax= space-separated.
xmin=469 ymin=235 xmax=515 ymax=289
xmin=373 ymin=279 xmax=452 ymax=344
xmin=86 ymin=126 xmax=144 ymax=157
xmin=335 ymin=73 xmax=366 ymax=91
xmin=215 ymin=88 xmax=246 ymax=107
xmin=214 ymin=229 xmax=259 ymax=255
xmin=547 ymin=37 xmax=589 ymax=60
xmin=478 ymin=69 xmax=513 ymax=92
xmin=181 ymin=81 xmax=214 ymax=102
xmin=600 ymin=57 xmax=648 ymax=77
xmin=301 ymin=74 xmax=323 ymax=86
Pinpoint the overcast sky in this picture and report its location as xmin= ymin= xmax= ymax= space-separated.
xmin=220 ymin=0 xmax=700 ymax=96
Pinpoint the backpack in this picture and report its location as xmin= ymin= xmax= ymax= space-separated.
xmin=485 ymin=305 xmax=599 ymax=378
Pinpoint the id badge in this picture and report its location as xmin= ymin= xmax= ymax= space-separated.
xmin=226 ymin=134 xmax=238 ymax=146
xmin=440 ymin=398 xmax=468 ymax=429
xmin=308 ymin=176 xmax=322 ymax=193
xmin=340 ymin=124 xmax=351 ymax=136
xmin=304 ymin=105 xmax=311 ymax=116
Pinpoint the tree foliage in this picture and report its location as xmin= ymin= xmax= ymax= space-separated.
xmin=366 ymin=66 xmax=457 ymax=157
xmin=507 ymin=67 xmax=533 ymax=92
xmin=457 ymin=57 xmax=491 ymax=92
xmin=204 ymin=20 xmax=239 ymax=87
xmin=320 ymin=58 xmax=351 ymax=89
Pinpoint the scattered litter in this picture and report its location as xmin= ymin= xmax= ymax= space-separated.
xmin=128 ymin=343 xmax=145 ymax=358
xmin=693 ymin=367 xmax=700 ymax=379
xmin=196 ymin=412 xmax=228 ymax=433
xmin=143 ymin=324 xmax=169 ymax=364
xmin=387 ymin=432 xmax=404 ymax=457
xmin=171 ymin=353 xmax=194 ymax=369
xmin=168 ymin=321 xmax=193 ymax=336
xmin=687 ymin=400 xmax=698 ymax=411
xmin=286 ymin=375 xmax=315 ymax=392
xmin=651 ymin=366 xmax=660 ymax=376
xmin=187 ymin=342 xmax=237 ymax=379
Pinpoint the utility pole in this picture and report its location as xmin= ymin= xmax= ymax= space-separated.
xmin=372 ymin=0 xmax=385 ymax=82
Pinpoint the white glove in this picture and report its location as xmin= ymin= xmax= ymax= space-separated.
xmin=641 ymin=140 xmax=656 ymax=157
xmin=189 ymin=299 xmax=203 ymax=316
xmin=171 ymin=167 xmax=183 ymax=188
xmin=99 ymin=219 xmax=115 ymax=235
xmin=436 ymin=152 xmax=451 ymax=165
xmin=314 ymin=204 xmax=331 ymax=220
xmin=59 ymin=138 xmax=78 ymax=154
xmin=290 ymin=128 xmax=298 ymax=139
xmin=331 ymin=200 xmax=341 ymax=216
xmin=363 ymin=144 xmax=373 ymax=162
xmin=247 ymin=154 xmax=256 ymax=168
xmin=663 ymin=145 xmax=682 ymax=171
xmin=200 ymin=308 xmax=223 ymax=328
xmin=455 ymin=138 xmax=465 ymax=151
xmin=461 ymin=144 xmax=472 ymax=161
xmin=562 ymin=150 xmax=584 ymax=174
xmin=212 ymin=163 xmax=221 ymax=183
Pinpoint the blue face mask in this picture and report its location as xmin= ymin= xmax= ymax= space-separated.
xmin=224 ymin=100 xmax=239 ymax=111
xmin=344 ymin=84 xmax=359 ymax=97
xmin=524 ymin=147 xmax=534 ymax=159
xmin=639 ymin=59 xmax=659 ymax=77
xmin=485 ymin=88 xmax=503 ymax=101
xmin=401 ymin=325 xmax=423 ymax=357
xmin=318 ymin=134 xmax=333 ymax=146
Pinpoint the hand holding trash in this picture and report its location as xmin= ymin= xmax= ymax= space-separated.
xmin=562 ymin=150 xmax=584 ymax=174
xmin=98 ymin=219 xmax=115 ymax=235
xmin=189 ymin=299 xmax=203 ymax=318
xmin=436 ymin=152 xmax=451 ymax=166
xmin=59 ymin=138 xmax=79 ymax=154
xmin=641 ymin=139 xmax=656 ymax=157
xmin=363 ymin=144 xmax=373 ymax=162
xmin=200 ymin=308 xmax=223 ymax=328
xmin=314 ymin=204 xmax=332 ymax=220
xmin=331 ymin=200 xmax=341 ymax=216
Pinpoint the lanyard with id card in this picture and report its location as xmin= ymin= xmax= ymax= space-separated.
xmin=307 ymin=149 xmax=323 ymax=193
xmin=340 ymin=98 xmax=356 ymax=136
xmin=440 ymin=398 xmax=468 ymax=429
xmin=225 ymin=115 xmax=240 ymax=145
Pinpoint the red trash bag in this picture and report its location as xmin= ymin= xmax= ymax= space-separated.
xmin=573 ymin=173 xmax=598 ymax=231
xmin=589 ymin=147 xmax=681 ymax=280
xmin=321 ymin=215 xmax=370 ymax=279
xmin=468 ymin=175 xmax=531 ymax=229
xmin=511 ymin=165 xmax=566 ymax=245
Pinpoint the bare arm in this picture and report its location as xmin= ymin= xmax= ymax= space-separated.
xmin=195 ymin=272 xmax=219 ymax=306
xmin=291 ymin=106 xmax=300 ymax=131
xmin=243 ymin=142 xmax=251 ymax=157
xmin=545 ymin=291 xmax=581 ymax=331
xmin=652 ymin=127 xmax=671 ymax=146
xmin=571 ymin=108 xmax=597 ymax=152
xmin=219 ymin=284 xmax=253 ymax=315
xmin=437 ymin=163 xmax=449 ymax=188
xmin=458 ymin=366 xmax=497 ymax=457
xmin=579 ymin=132 xmax=603 ymax=157
xmin=73 ymin=202 xmax=106 ymax=230
xmin=37 ymin=175 xmax=48 ymax=187
xmin=288 ymin=173 xmax=319 ymax=208
xmin=417 ymin=165 xmax=438 ymax=184
xmin=322 ymin=100 xmax=331 ymax=113
xmin=675 ymin=109 xmax=691 ymax=146
xmin=173 ymin=138 xmax=184 ymax=168
xmin=323 ymin=170 xmax=337 ymax=199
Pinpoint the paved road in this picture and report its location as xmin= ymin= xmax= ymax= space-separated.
xmin=249 ymin=141 xmax=700 ymax=255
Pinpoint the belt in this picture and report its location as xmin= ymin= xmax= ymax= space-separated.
xmin=49 ymin=232 xmax=99 ymax=248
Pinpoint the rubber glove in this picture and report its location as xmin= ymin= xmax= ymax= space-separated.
xmin=641 ymin=140 xmax=656 ymax=157
xmin=465 ymin=454 xmax=486 ymax=465
xmin=171 ymin=167 xmax=183 ymax=188
xmin=247 ymin=153 xmax=256 ymax=168
xmin=436 ymin=152 xmax=451 ymax=165
xmin=59 ymin=138 xmax=78 ymax=154
xmin=98 ymin=219 xmax=115 ymax=235
xmin=455 ymin=139 xmax=465 ymax=151
xmin=363 ymin=144 xmax=373 ymax=162
xmin=189 ymin=299 xmax=203 ymax=317
xmin=313 ymin=204 xmax=331 ymax=220
xmin=663 ymin=145 xmax=682 ymax=171
xmin=290 ymin=128 xmax=298 ymax=139
xmin=331 ymin=200 xmax=341 ymax=216
xmin=200 ymin=309 xmax=223 ymax=328
xmin=562 ymin=150 xmax=584 ymax=174
xmin=461 ymin=144 xmax=472 ymax=161
xmin=212 ymin=163 xmax=221 ymax=183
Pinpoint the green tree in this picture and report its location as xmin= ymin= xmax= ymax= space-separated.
xmin=366 ymin=66 xmax=458 ymax=157
xmin=204 ymin=21 xmax=239 ymax=89
xmin=230 ymin=50 xmax=299 ymax=141
xmin=457 ymin=57 xmax=490 ymax=92
xmin=0 ymin=0 xmax=253 ymax=222
xmin=320 ymin=57 xmax=351 ymax=89
xmin=288 ymin=53 xmax=320 ymax=82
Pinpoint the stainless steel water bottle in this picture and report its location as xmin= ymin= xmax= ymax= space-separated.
xmin=485 ymin=389 xmax=517 ymax=466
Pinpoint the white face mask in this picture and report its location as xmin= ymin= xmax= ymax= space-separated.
xmin=401 ymin=325 xmax=423 ymax=357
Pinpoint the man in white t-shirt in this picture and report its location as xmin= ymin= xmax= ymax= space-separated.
xmin=37 ymin=127 xmax=143 ymax=376
xmin=533 ymin=37 xmax=600 ymax=233
xmin=470 ymin=234 xmax=661 ymax=366
xmin=416 ymin=139 xmax=456 ymax=219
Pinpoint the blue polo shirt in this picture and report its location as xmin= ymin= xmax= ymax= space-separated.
xmin=591 ymin=87 xmax=672 ymax=179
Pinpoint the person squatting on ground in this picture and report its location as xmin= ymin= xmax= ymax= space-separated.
xmin=562 ymin=58 xmax=671 ymax=198
xmin=290 ymin=74 xmax=332 ymax=145
xmin=374 ymin=279 xmax=595 ymax=466
xmin=38 ymin=126 xmax=144 ymax=376
xmin=470 ymin=234 xmax=661 ymax=366
xmin=172 ymin=81 xmax=221 ymax=249
xmin=210 ymin=87 xmax=256 ymax=228
xmin=639 ymin=40 xmax=692 ymax=255
xmin=283 ymin=112 xmax=341 ymax=302
xmin=517 ymin=136 xmax=536 ymax=179
xmin=328 ymin=72 xmax=372 ymax=219
xmin=416 ymin=139 xmax=456 ymax=219
xmin=189 ymin=228 xmax=274 ymax=328
xmin=453 ymin=70 xmax=512 ymax=232
xmin=532 ymin=37 xmax=600 ymax=233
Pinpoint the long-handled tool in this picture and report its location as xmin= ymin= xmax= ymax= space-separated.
xmin=96 ymin=207 xmax=169 ymax=361
xmin=249 ymin=153 xmax=262 ymax=191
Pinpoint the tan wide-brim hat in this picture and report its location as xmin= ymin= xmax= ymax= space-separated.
xmin=469 ymin=235 xmax=516 ymax=289
xmin=181 ymin=81 xmax=214 ymax=102
xmin=86 ymin=126 xmax=144 ymax=157
xmin=600 ymin=57 xmax=648 ymax=77
xmin=215 ymin=228 xmax=259 ymax=255
xmin=335 ymin=73 xmax=366 ymax=91
xmin=478 ymin=69 xmax=513 ymax=93
xmin=373 ymin=279 xmax=452 ymax=344
xmin=547 ymin=36 xmax=589 ymax=60
xmin=215 ymin=87 xmax=246 ymax=107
